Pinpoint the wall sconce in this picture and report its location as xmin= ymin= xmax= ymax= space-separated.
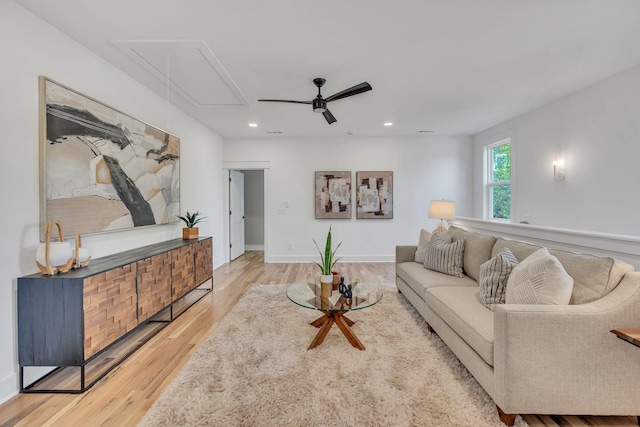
xmin=428 ymin=200 xmax=456 ymax=234
xmin=553 ymin=160 xmax=565 ymax=182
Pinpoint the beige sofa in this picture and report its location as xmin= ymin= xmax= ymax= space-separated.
xmin=395 ymin=226 xmax=640 ymax=425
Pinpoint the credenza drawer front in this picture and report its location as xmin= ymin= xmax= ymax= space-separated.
xmin=83 ymin=263 xmax=138 ymax=359
xmin=171 ymin=245 xmax=195 ymax=300
xmin=137 ymin=253 xmax=171 ymax=322
xmin=195 ymin=238 xmax=213 ymax=285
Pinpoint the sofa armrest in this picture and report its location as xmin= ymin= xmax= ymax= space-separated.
xmin=493 ymin=272 xmax=640 ymax=415
xmin=396 ymin=245 xmax=417 ymax=264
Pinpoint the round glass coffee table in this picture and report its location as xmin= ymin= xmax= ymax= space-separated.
xmin=286 ymin=282 xmax=383 ymax=351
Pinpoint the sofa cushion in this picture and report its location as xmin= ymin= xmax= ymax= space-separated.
xmin=435 ymin=230 xmax=452 ymax=243
xmin=424 ymin=234 xmax=465 ymax=277
xmin=414 ymin=229 xmax=433 ymax=263
xmin=450 ymin=226 xmax=497 ymax=281
xmin=425 ymin=286 xmax=495 ymax=366
xmin=397 ymin=262 xmax=477 ymax=300
xmin=549 ymin=249 xmax=634 ymax=305
xmin=506 ymin=248 xmax=573 ymax=305
xmin=494 ymin=238 xmax=634 ymax=305
xmin=479 ymin=247 xmax=519 ymax=309
xmin=491 ymin=237 xmax=541 ymax=262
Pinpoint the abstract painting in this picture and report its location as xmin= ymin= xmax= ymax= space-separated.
xmin=39 ymin=77 xmax=180 ymax=239
xmin=315 ymin=171 xmax=351 ymax=219
xmin=356 ymin=171 xmax=393 ymax=219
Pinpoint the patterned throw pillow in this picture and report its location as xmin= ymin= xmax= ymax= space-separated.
xmin=424 ymin=234 xmax=465 ymax=278
xmin=505 ymin=248 xmax=574 ymax=305
xmin=479 ymin=248 xmax=519 ymax=310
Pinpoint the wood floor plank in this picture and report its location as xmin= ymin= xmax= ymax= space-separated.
xmin=0 ymin=251 xmax=637 ymax=426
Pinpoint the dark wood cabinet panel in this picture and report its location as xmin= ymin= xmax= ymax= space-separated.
xmin=17 ymin=278 xmax=84 ymax=366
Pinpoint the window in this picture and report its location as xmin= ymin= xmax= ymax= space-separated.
xmin=485 ymin=139 xmax=511 ymax=220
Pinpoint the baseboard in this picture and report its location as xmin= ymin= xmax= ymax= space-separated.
xmin=245 ymin=245 xmax=264 ymax=251
xmin=265 ymin=254 xmax=394 ymax=263
xmin=0 ymin=372 xmax=17 ymax=405
xmin=213 ymin=255 xmax=226 ymax=269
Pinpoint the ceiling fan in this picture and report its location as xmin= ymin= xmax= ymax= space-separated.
xmin=258 ymin=78 xmax=372 ymax=124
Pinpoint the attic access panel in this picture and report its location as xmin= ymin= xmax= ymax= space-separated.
xmin=114 ymin=39 xmax=247 ymax=107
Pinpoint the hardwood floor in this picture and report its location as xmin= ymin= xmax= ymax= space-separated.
xmin=0 ymin=252 xmax=636 ymax=426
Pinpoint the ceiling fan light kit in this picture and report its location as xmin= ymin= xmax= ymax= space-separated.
xmin=312 ymin=98 xmax=327 ymax=113
xmin=258 ymin=77 xmax=372 ymax=124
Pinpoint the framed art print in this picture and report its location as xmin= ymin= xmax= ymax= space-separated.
xmin=315 ymin=171 xmax=351 ymax=219
xmin=40 ymin=77 xmax=180 ymax=239
xmin=356 ymin=171 xmax=393 ymax=219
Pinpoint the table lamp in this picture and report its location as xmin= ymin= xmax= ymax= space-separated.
xmin=428 ymin=200 xmax=456 ymax=234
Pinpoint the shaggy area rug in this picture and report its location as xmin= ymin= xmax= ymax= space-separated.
xmin=139 ymin=284 xmax=528 ymax=427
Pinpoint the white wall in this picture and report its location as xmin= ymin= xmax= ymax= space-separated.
xmin=224 ymin=136 xmax=473 ymax=262
xmin=0 ymin=1 xmax=225 ymax=403
xmin=472 ymin=63 xmax=640 ymax=236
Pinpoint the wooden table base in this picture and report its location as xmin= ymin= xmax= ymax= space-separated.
xmin=308 ymin=312 xmax=365 ymax=351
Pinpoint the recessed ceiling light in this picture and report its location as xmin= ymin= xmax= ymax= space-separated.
xmin=249 ymin=123 xmax=258 ymax=127
xmin=384 ymin=122 xmax=393 ymax=127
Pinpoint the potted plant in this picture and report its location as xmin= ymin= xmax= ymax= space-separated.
xmin=177 ymin=211 xmax=207 ymax=240
xmin=313 ymin=225 xmax=342 ymax=297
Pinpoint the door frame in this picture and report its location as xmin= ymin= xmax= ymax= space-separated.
xmin=222 ymin=161 xmax=270 ymax=264
xmin=228 ymin=169 xmax=246 ymax=261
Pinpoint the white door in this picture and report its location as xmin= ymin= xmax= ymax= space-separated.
xmin=229 ymin=170 xmax=245 ymax=260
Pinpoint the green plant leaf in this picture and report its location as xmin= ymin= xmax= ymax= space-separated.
xmin=329 ymin=241 xmax=343 ymax=270
xmin=324 ymin=226 xmax=332 ymax=274
xmin=177 ymin=210 xmax=208 ymax=228
xmin=313 ymin=225 xmax=341 ymax=275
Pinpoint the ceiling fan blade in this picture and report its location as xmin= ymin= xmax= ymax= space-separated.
xmin=325 ymin=82 xmax=372 ymax=102
xmin=257 ymin=99 xmax=312 ymax=104
xmin=323 ymin=109 xmax=337 ymax=124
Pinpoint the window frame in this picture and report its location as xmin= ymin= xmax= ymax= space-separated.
xmin=484 ymin=137 xmax=512 ymax=221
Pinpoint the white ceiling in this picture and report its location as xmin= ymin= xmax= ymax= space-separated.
xmin=16 ymin=0 xmax=640 ymax=138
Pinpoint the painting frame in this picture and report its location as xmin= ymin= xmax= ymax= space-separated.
xmin=314 ymin=171 xmax=352 ymax=219
xmin=356 ymin=171 xmax=393 ymax=219
xmin=39 ymin=77 xmax=181 ymax=240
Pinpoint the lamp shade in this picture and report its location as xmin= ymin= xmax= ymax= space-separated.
xmin=428 ymin=200 xmax=456 ymax=220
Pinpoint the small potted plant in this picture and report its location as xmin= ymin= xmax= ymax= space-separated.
xmin=313 ymin=225 xmax=342 ymax=298
xmin=177 ymin=211 xmax=207 ymax=240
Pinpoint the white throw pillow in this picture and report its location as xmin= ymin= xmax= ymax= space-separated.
xmin=423 ymin=234 xmax=465 ymax=278
xmin=505 ymin=248 xmax=573 ymax=305
xmin=479 ymin=247 xmax=519 ymax=310
xmin=414 ymin=229 xmax=433 ymax=263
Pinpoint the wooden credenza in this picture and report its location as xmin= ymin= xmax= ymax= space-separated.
xmin=18 ymin=237 xmax=213 ymax=393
